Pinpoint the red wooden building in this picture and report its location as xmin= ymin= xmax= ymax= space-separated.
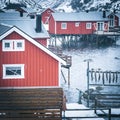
xmin=49 ymin=11 xmax=109 ymax=35
xmin=0 ymin=12 xmax=66 ymax=88
xmin=41 ymin=8 xmax=54 ymax=24
xmin=108 ymin=12 xmax=120 ymax=28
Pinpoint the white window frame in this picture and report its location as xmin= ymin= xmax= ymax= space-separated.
xmin=86 ymin=23 xmax=92 ymax=29
xmin=2 ymin=40 xmax=13 ymax=51
xmin=3 ymin=64 xmax=25 ymax=79
xmin=109 ymin=15 xmax=114 ymax=27
xmin=75 ymin=22 xmax=80 ymax=27
xmin=97 ymin=22 xmax=104 ymax=31
xmin=2 ymin=39 xmax=25 ymax=51
xmin=61 ymin=22 xmax=67 ymax=29
xmin=14 ymin=40 xmax=25 ymax=51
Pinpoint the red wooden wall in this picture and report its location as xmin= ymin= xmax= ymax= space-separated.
xmin=34 ymin=38 xmax=47 ymax=46
xmin=0 ymin=32 xmax=59 ymax=87
xmin=56 ymin=21 xmax=95 ymax=35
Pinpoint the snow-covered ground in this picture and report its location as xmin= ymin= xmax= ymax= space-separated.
xmin=63 ymin=103 xmax=120 ymax=120
xmin=63 ymin=103 xmax=104 ymax=120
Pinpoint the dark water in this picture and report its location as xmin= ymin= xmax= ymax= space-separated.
xmin=61 ymin=43 xmax=120 ymax=103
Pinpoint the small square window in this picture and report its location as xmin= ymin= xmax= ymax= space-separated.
xmin=2 ymin=40 xmax=13 ymax=51
xmin=3 ymin=64 xmax=24 ymax=79
xmin=61 ymin=23 xmax=67 ymax=29
xmin=5 ymin=43 xmax=10 ymax=48
xmin=75 ymin=22 xmax=79 ymax=27
xmin=14 ymin=40 xmax=25 ymax=51
xmin=86 ymin=23 xmax=92 ymax=29
xmin=17 ymin=42 xmax=22 ymax=48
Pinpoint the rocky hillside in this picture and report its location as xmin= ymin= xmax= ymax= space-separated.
xmin=0 ymin=0 xmax=120 ymax=12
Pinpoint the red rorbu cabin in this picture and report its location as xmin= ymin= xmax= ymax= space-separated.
xmin=0 ymin=11 xmax=66 ymax=88
xmin=0 ymin=25 xmax=66 ymax=88
xmin=49 ymin=11 xmax=109 ymax=35
xmin=108 ymin=12 xmax=120 ymax=29
xmin=41 ymin=8 xmax=54 ymax=24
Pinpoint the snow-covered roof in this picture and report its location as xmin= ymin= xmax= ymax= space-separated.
xmin=0 ymin=26 xmax=66 ymax=65
xmin=116 ymin=13 xmax=120 ymax=18
xmin=0 ymin=12 xmax=49 ymax=38
xmin=52 ymin=12 xmax=109 ymax=22
xmin=41 ymin=8 xmax=54 ymax=14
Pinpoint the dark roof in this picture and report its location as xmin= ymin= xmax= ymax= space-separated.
xmin=0 ymin=23 xmax=11 ymax=36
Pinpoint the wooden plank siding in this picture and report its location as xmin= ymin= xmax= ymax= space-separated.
xmin=34 ymin=38 xmax=48 ymax=47
xmin=49 ymin=15 xmax=56 ymax=34
xmin=0 ymin=31 xmax=59 ymax=87
xmin=0 ymin=88 xmax=64 ymax=120
xmin=55 ymin=21 xmax=96 ymax=35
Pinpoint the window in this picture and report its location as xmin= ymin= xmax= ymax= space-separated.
xmin=2 ymin=40 xmax=25 ymax=51
xmin=75 ymin=22 xmax=80 ymax=27
xmin=3 ymin=64 xmax=24 ymax=79
xmin=2 ymin=40 xmax=13 ymax=51
xmin=86 ymin=23 xmax=92 ymax=29
xmin=97 ymin=22 xmax=104 ymax=31
xmin=14 ymin=40 xmax=25 ymax=51
xmin=109 ymin=15 xmax=114 ymax=27
xmin=61 ymin=23 xmax=67 ymax=29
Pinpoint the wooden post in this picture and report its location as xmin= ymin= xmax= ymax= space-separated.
xmin=108 ymin=108 xmax=111 ymax=120
xmin=61 ymin=70 xmax=67 ymax=83
xmin=68 ymin=67 xmax=70 ymax=86
xmin=94 ymin=98 xmax=97 ymax=114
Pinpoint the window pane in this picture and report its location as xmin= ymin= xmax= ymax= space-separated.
xmin=17 ymin=42 xmax=22 ymax=48
xmin=15 ymin=40 xmax=24 ymax=51
xmin=61 ymin=23 xmax=67 ymax=29
xmin=86 ymin=23 xmax=91 ymax=29
xmin=6 ymin=67 xmax=21 ymax=75
xmin=75 ymin=22 xmax=79 ymax=27
xmin=3 ymin=64 xmax=24 ymax=79
xmin=5 ymin=43 xmax=10 ymax=48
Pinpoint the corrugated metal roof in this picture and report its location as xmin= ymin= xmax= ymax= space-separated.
xmin=52 ymin=12 xmax=109 ymax=22
xmin=0 ymin=12 xmax=49 ymax=38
